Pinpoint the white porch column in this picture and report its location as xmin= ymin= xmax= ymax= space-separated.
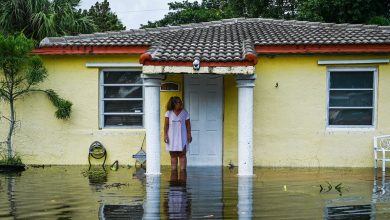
xmin=238 ymin=176 xmax=253 ymax=219
xmin=143 ymin=175 xmax=161 ymax=219
xmin=142 ymin=74 xmax=164 ymax=175
xmin=236 ymin=74 xmax=256 ymax=176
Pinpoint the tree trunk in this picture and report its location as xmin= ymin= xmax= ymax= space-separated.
xmin=7 ymin=176 xmax=17 ymax=217
xmin=6 ymin=98 xmax=15 ymax=158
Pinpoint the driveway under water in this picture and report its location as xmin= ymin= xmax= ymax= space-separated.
xmin=0 ymin=166 xmax=389 ymax=219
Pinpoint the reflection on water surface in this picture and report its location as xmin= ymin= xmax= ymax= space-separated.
xmin=1 ymin=166 xmax=390 ymax=219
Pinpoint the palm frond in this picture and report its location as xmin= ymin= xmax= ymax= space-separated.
xmin=31 ymin=11 xmax=57 ymax=39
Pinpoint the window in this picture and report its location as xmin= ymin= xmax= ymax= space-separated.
xmin=160 ymin=82 xmax=179 ymax=91
xmin=327 ymin=67 xmax=377 ymax=127
xmin=100 ymin=70 xmax=143 ymax=128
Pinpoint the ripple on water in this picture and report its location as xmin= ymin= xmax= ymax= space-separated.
xmin=0 ymin=166 xmax=389 ymax=219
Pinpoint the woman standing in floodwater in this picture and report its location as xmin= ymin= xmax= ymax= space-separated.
xmin=164 ymin=96 xmax=192 ymax=170
xmin=164 ymin=169 xmax=191 ymax=218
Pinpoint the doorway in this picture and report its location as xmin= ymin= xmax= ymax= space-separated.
xmin=184 ymin=74 xmax=223 ymax=166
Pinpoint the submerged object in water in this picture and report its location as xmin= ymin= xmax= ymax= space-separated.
xmin=110 ymin=160 xmax=119 ymax=171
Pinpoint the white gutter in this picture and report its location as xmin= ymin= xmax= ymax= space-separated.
xmin=86 ymin=62 xmax=143 ymax=68
xmin=318 ymin=59 xmax=389 ymax=65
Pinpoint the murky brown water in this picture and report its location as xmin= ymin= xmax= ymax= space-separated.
xmin=0 ymin=166 xmax=389 ymax=219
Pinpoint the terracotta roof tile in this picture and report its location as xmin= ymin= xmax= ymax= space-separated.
xmin=39 ymin=18 xmax=390 ymax=62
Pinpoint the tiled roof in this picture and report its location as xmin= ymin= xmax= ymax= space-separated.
xmin=39 ymin=18 xmax=390 ymax=63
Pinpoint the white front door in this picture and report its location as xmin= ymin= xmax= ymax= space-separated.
xmin=184 ymin=74 xmax=223 ymax=166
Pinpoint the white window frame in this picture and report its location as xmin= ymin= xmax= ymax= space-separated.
xmin=326 ymin=67 xmax=378 ymax=130
xmin=99 ymin=68 xmax=144 ymax=129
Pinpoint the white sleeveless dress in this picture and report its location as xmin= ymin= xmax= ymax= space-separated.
xmin=165 ymin=110 xmax=190 ymax=152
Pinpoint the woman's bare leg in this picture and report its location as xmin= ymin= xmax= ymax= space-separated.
xmin=179 ymin=169 xmax=187 ymax=183
xmin=170 ymin=153 xmax=178 ymax=170
xmin=179 ymin=153 xmax=187 ymax=170
xmin=170 ymin=168 xmax=178 ymax=181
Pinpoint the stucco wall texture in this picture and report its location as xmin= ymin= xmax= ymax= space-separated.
xmin=0 ymin=54 xmax=389 ymax=167
xmin=251 ymin=55 xmax=390 ymax=167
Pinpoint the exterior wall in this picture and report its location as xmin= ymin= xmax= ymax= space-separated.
xmin=0 ymin=55 xmax=148 ymax=165
xmin=252 ymin=54 xmax=390 ymax=167
xmin=1 ymin=53 xmax=389 ymax=167
xmin=0 ymin=54 xmax=184 ymax=166
xmin=223 ymin=75 xmax=238 ymax=166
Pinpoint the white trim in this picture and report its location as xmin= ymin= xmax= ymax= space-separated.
xmin=328 ymin=107 xmax=374 ymax=109
xmin=143 ymin=65 xmax=255 ymax=74
xmin=86 ymin=62 xmax=143 ymax=68
xmin=103 ymin=83 xmax=143 ymax=86
xmin=326 ymin=67 xmax=378 ymax=130
xmin=318 ymin=59 xmax=389 ymax=65
xmin=329 ymin=88 xmax=373 ymax=91
xmin=103 ymin=113 xmax=144 ymax=115
xmin=102 ymin=68 xmax=143 ymax=72
xmin=99 ymin=69 xmax=104 ymax=129
xmin=103 ymin=98 xmax=143 ymax=101
xmin=326 ymin=127 xmax=376 ymax=132
xmin=101 ymin=126 xmax=144 ymax=129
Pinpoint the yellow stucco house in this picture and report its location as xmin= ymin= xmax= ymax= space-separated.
xmin=2 ymin=18 xmax=390 ymax=175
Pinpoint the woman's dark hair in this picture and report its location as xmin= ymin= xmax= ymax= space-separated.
xmin=167 ymin=96 xmax=182 ymax=110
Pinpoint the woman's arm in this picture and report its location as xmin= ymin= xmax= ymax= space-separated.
xmin=185 ymin=119 xmax=192 ymax=143
xmin=164 ymin=117 xmax=169 ymax=143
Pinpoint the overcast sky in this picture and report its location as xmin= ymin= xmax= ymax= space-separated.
xmin=79 ymin=0 xmax=197 ymax=29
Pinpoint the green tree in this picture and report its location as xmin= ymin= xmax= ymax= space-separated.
xmin=0 ymin=0 xmax=96 ymax=41
xmin=82 ymin=0 xmax=125 ymax=32
xmin=0 ymin=34 xmax=72 ymax=159
xmin=297 ymin=0 xmax=390 ymax=24
xmin=228 ymin=0 xmax=299 ymax=19
xmin=141 ymin=0 xmax=231 ymax=28
xmin=368 ymin=16 xmax=390 ymax=26
xmin=143 ymin=0 xmax=389 ymax=28
xmin=141 ymin=0 xmax=300 ymax=28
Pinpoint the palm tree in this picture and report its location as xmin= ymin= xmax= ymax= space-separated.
xmin=0 ymin=0 xmax=96 ymax=41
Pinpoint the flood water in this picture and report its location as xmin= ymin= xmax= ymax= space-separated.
xmin=0 ymin=166 xmax=390 ymax=219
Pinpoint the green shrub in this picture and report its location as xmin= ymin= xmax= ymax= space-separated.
xmin=368 ymin=16 xmax=390 ymax=26
xmin=0 ymin=154 xmax=24 ymax=165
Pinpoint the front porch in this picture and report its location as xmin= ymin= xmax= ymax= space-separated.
xmin=141 ymin=69 xmax=256 ymax=176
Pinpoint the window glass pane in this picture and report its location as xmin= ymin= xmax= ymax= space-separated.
xmin=104 ymin=115 xmax=143 ymax=126
xmin=330 ymin=71 xmax=373 ymax=88
xmin=104 ymin=71 xmax=142 ymax=84
xmin=104 ymin=86 xmax=142 ymax=98
xmin=329 ymin=109 xmax=372 ymax=125
xmin=161 ymin=82 xmax=179 ymax=91
xmin=329 ymin=90 xmax=373 ymax=107
xmin=104 ymin=100 xmax=143 ymax=113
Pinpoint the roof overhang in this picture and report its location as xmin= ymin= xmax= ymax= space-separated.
xmin=32 ymin=44 xmax=390 ymax=56
xmin=139 ymin=52 xmax=258 ymax=66
xmin=256 ymin=44 xmax=390 ymax=54
xmin=142 ymin=65 xmax=255 ymax=74
xmin=141 ymin=60 xmax=255 ymax=67
xmin=32 ymin=46 xmax=148 ymax=55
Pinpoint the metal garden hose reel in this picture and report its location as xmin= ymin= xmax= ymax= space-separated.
xmin=88 ymin=141 xmax=107 ymax=170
